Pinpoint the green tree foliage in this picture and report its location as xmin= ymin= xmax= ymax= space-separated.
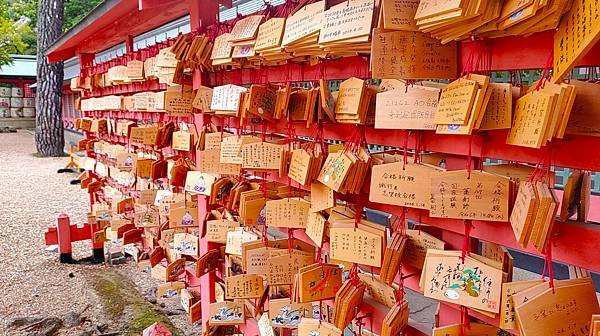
xmin=1 ymin=0 xmax=103 ymax=57
xmin=63 ymin=0 xmax=103 ymax=32
xmin=0 ymin=1 xmax=29 ymax=66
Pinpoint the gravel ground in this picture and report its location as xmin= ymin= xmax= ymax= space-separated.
xmin=0 ymin=131 xmax=199 ymax=336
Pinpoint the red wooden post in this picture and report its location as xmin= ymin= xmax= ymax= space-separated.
xmin=91 ymin=222 xmax=105 ymax=262
xmin=126 ymin=35 xmax=134 ymax=54
xmin=57 ymin=213 xmax=73 ymax=263
xmin=188 ymin=1 xmax=221 ymax=329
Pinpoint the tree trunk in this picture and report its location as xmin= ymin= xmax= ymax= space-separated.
xmin=35 ymin=0 xmax=65 ymax=157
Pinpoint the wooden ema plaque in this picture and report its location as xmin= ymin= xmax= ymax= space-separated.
xmin=310 ymin=182 xmax=335 ymax=212
xmin=402 ymin=229 xmax=445 ymax=269
xmin=172 ymin=130 xmax=192 ymax=151
xmin=358 ymin=274 xmax=397 ymax=308
xmin=189 ymin=300 xmax=201 ymax=324
xmin=269 ymin=299 xmax=312 ymax=328
xmin=220 ymin=135 xmax=260 ymax=165
xmin=165 ymin=86 xmax=193 ymax=116
xmin=196 ymin=249 xmax=221 ymax=277
xmin=379 ymin=0 xmax=419 ymax=31
xmin=298 ymin=319 xmax=343 ymax=336
xmin=479 ymin=83 xmax=513 ymax=130
xmin=434 ymin=78 xmax=478 ymax=125
xmin=281 ymin=1 xmax=325 ymax=46
xmin=375 ymin=85 xmax=440 ymax=130
xmin=414 ymin=0 xmax=461 ymax=20
xmin=255 ymin=18 xmax=285 ymax=51
xmin=423 ymin=251 xmax=503 ymax=313
xmin=370 ymin=161 xmax=440 ymax=210
xmin=192 ymin=86 xmax=213 ymax=112
xmin=267 ymin=250 xmax=313 ymax=285
xmin=514 ymin=279 xmax=600 ymax=336
xmin=318 ymin=0 xmax=374 ymax=44
xmin=371 ymin=29 xmax=457 ymax=80
xmin=590 ymin=315 xmax=600 ymax=336
xmin=208 ymin=301 xmax=245 ymax=325
xmin=432 ymin=323 xmax=499 ymax=336
xmin=531 ymin=183 xmax=558 ymax=251
xmin=257 ymin=313 xmax=275 ymax=336
xmin=184 ymin=171 xmax=217 ymax=196
xmin=169 ymin=205 xmax=199 ymax=228
xmin=317 ymin=152 xmax=353 ymax=192
xmin=244 ymin=245 xmax=270 ymax=275
xmin=333 ymin=279 xmax=366 ymax=329
xmin=198 ymin=148 xmax=241 ymax=176
xmin=265 ymin=198 xmax=310 ymax=228
xmin=173 ymin=232 xmax=198 ymax=256
xmin=225 ymin=274 xmax=264 ymax=299
xmin=288 ymin=149 xmax=313 ymax=186
xmin=229 ymin=15 xmax=264 ymax=42
xmin=204 ymin=219 xmax=239 ymax=244
xmin=430 ymin=170 xmax=510 ymax=222
xmin=553 ymin=0 xmax=600 ymax=82
xmin=484 ymin=163 xmax=556 ymax=187
xmin=499 ymin=279 xmax=544 ymax=330
xmin=506 ymin=90 xmax=554 ymax=148
xmin=297 ymin=263 xmax=343 ymax=302
xmin=243 ymin=238 xmax=316 ymax=276
xmin=210 ymin=84 xmax=247 ymax=113
xmin=334 ymin=77 xmax=366 ymax=122
xmin=565 ymin=80 xmax=600 ymax=137
xmin=205 ymin=131 xmax=231 ymax=150
xmin=241 ymin=142 xmax=283 ymax=170
xmin=329 ymin=226 xmax=383 ymax=267
xmin=133 ymin=208 xmax=160 ymax=228
xmin=379 ymin=232 xmax=407 ymax=285
xmin=510 ymin=181 xmax=538 ymax=247
xmin=225 ymin=228 xmax=260 ymax=256
xmin=305 ymin=211 xmax=327 ymax=246
xmin=381 ymin=300 xmax=409 ymax=336
xmin=166 ymin=258 xmax=186 ymax=282
xmin=210 ymin=33 xmax=233 ymax=60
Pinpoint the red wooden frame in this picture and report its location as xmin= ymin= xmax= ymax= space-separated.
xmin=46 ymin=1 xmax=600 ymax=335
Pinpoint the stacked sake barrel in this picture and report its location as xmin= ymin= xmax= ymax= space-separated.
xmin=0 ymin=87 xmax=35 ymax=118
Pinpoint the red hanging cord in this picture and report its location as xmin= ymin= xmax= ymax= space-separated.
xmin=349 ymin=263 xmax=360 ymax=286
xmin=394 ymin=270 xmax=405 ymax=302
xmin=260 ymin=121 xmax=268 ymax=142
xmin=461 ymin=219 xmax=473 ymax=263
xmin=416 ymin=209 xmax=422 ymax=234
xmin=413 ymin=131 xmax=420 ymax=164
xmin=403 ymin=131 xmax=409 ymax=170
xmin=460 ymin=37 xmax=477 ymax=77
xmin=467 ymin=134 xmax=474 ymax=179
xmin=543 ymin=239 xmax=555 ymax=293
xmin=394 ymin=207 xmax=407 ymax=235
xmin=287 ymin=228 xmax=294 ymax=255
xmin=460 ymin=306 xmax=471 ymax=336
xmin=535 ymin=52 xmax=554 ymax=91
xmin=477 ymin=135 xmax=484 ymax=171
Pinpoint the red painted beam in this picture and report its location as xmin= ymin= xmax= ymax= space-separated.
xmin=460 ymin=31 xmax=600 ymax=72
xmin=138 ymin=0 xmax=181 ymax=11
xmin=48 ymin=47 xmax=78 ymax=63
xmin=48 ymin=0 xmax=189 ymax=62
xmin=210 ymin=117 xmax=600 ymax=172
xmin=44 ymin=223 xmax=94 ymax=246
xmin=208 ymin=56 xmax=372 ymax=86
xmin=369 ymin=201 xmax=600 ymax=273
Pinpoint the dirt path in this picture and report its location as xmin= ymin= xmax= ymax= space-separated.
xmin=0 ymin=131 xmax=198 ymax=336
